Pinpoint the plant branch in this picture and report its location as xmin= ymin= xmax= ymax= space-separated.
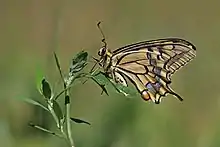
xmin=65 ymin=95 xmax=74 ymax=147
xmin=29 ymin=123 xmax=63 ymax=138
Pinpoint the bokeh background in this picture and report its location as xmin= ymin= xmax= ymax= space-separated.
xmin=0 ymin=0 xmax=219 ymax=147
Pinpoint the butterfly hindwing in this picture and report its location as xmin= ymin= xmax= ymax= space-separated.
xmin=115 ymin=62 xmax=181 ymax=103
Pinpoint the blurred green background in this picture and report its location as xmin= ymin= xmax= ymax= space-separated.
xmin=0 ymin=0 xmax=219 ymax=146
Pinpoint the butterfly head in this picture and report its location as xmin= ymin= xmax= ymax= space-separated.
xmin=98 ymin=46 xmax=107 ymax=57
xmin=97 ymin=45 xmax=112 ymax=70
xmin=98 ymin=46 xmax=112 ymax=57
xmin=97 ymin=37 xmax=112 ymax=66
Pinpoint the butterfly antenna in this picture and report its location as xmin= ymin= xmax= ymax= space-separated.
xmin=97 ymin=21 xmax=107 ymax=48
xmin=83 ymin=22 xmax=107 ymax=85
xmin=87 ymin=21 xmax=107 ymax=74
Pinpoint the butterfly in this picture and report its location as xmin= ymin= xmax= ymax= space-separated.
xmin=93 ymin=22 xmax=196 ymax=104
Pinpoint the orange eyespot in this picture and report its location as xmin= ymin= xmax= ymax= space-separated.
xmin=141 ymin=90 xmax=151 ymax=101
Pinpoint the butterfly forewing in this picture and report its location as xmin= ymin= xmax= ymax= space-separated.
xmin=112 ymin=38 xmax=196 ymax=74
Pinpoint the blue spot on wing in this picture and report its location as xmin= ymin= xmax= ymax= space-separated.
xmin=154 ymin=67 xmax=162 ymax=75
xmin=153 ymin=67 xmax=171 ymax=84
xmin=146 ymin=83 xmax=155 ymax=93
xmin=154 ymin=82 xmax=162 ymax=91
xmin=150 ymin=59 xmax=157 ymax=66
xmin=146 ymin=82 xmax=162 ymax=93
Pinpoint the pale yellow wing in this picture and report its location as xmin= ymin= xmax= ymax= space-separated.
xmin=109 ymin=38 xmax=196 ymax=103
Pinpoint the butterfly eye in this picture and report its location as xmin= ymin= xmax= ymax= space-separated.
xmin=98 ymin=47 xmax=106 ymax=56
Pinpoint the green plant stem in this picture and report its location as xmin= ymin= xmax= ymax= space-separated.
xmin=54 ymin=86 xmax=71 ymax=100
xmin=65 ymin=94 xmax=74 ymax=147
xmin=60 ymin=124 xmax=69 ymax=145
xmin=47 ymin=100 xmax=69 ymax=144
xmin=47 ymin=101 xmax=60 ymax=129
xmin=54 ymin=51 xmax=75 ymax=147
xmin=29 ymin=123 xmax=63 ymax=138
xmin=64 ymin=84 xmax=75 ymax=147
xmin=54 ymin=73 xmax=87 ymax=101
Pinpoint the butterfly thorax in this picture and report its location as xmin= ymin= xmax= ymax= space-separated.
xmin=98 ymin=47 xmax=113 ymax=72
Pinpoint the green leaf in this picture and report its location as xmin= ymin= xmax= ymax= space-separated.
xmin=24 ymin=99 xmax=49 ymax=112
xmin=91 ymin=72 xmax=117 ymax=95
xmin=41 ymin=78 xmax=52 ymax=99
xmin=114 ymin=83 xmax=138 ymax=98
xmin=69 ymin=51 xmax=88 ymax=74
xmin=66 ymin=51 xmax=88 ymax=86
xmin=70 ymin=117 xmax=91 ymax=125
xmin=91 ymin=76 xmax=108 ymax=96
xmin=53 ymin=52 xmax=65 ymax=84
xmin=29 ymin=122 xmax=62 ymax=138
xmin=52 ymin=100 xmax=63 ymax=122
xmin=92 ymin=72 xmax=138 ymax=98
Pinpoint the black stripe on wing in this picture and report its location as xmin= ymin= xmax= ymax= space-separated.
xmin=112 ymin=38 xmax=196 ymax=55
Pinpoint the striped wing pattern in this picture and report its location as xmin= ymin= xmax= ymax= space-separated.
xmin=110 ymin=38 xmax=196 ymax=103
